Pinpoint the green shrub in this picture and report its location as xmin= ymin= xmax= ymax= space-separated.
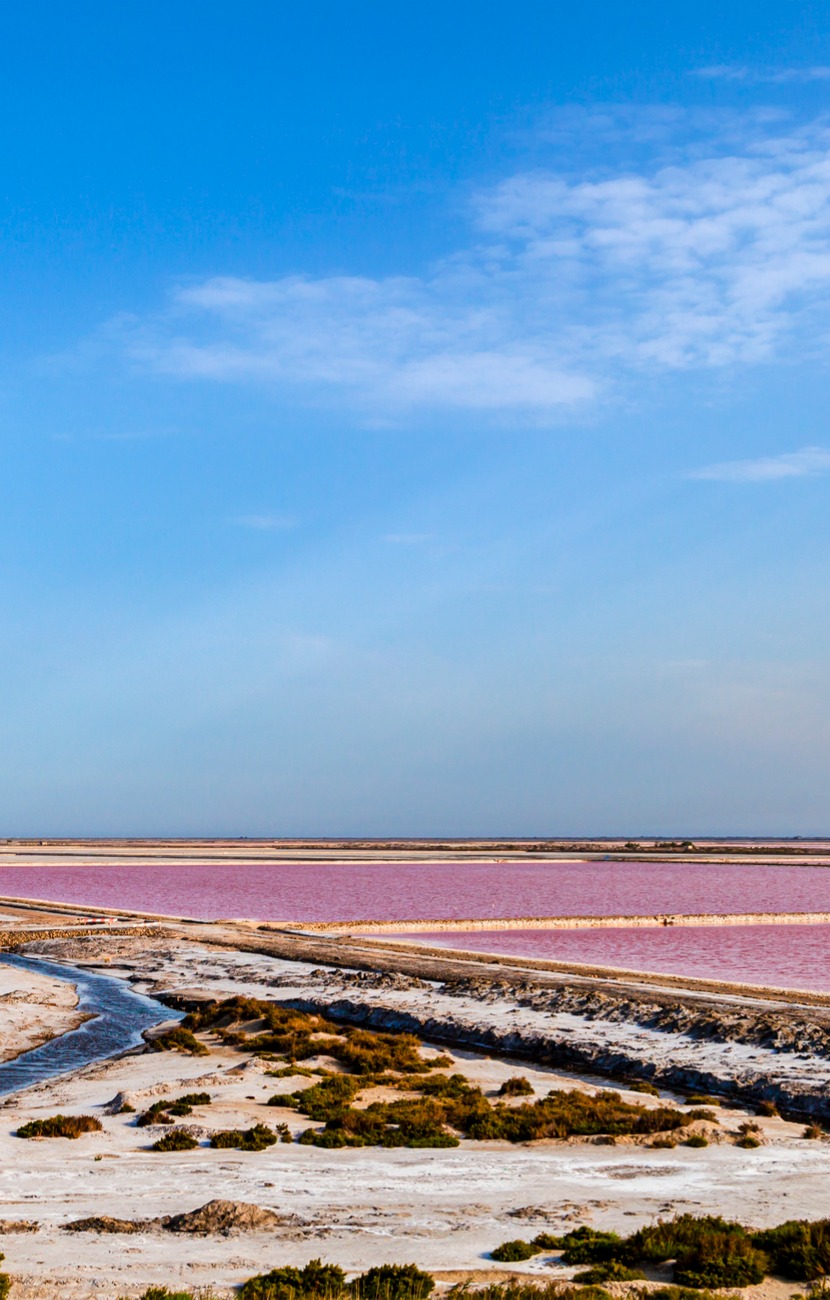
xmin=153 ymin=1027 xmax=208 ymax=1056
xmin=490 ymin=1240 xmax=540 ymax=1262
xmin=684 ymin=1134 xmax=708 ymax=1148
xmin=499 ymin=1077 xmax=534 ymax=1097
xmin=210 ymin=1123 xmax=278 ymax=1151
xmin=674 ymin=1231 xmax=768 ymax=1288
xmin=685 ymin=1095 xmax=720 ymax=1107
xmin=532 ymin=1233 xmax=565 ymax=1249
xmin=151 ymin=1130 xmax=199 ymax=1152
xmin=352 ymin=1264 xmax=434 ymax=1300
xmin=736 ymin=1135 xmax=760 ymax=1148
xmin=650 ymin=1137 xmax=676 ymax=1149
xmin=138 ymin=1289 xmax=195 ymax=1300
xmin=560 ymin=1227 xmax=625 ymax=1265
xmin=239 ymin=1259 xmax=347 ymax=1300
xmin=17 ymin=1114 xmax=102 ymax=1139
xmin=629 ymin=1081 xmax=659 ymax=1096
xmin=137 ymin=1093 xmax=212 ymax=1127
xmin=573 ymin=1262 xmax=645 ymax=1283
xmin=753 ymin=1218 xmax=830 ymax=1280
xmin=0 ymin=1273 xmax=8 ymax=1300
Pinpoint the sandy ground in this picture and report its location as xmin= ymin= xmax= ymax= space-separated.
xmin=0 ymin=938 xmax=828 ymax=1297
xmin=0 ymin=964 xmax=82 ymax=1063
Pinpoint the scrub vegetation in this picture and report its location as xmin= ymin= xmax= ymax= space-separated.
xmin=16 ymin=1114 xmax=102 ymax=1139
xmin=491 ymin=1212 xmax=830 ymax=1287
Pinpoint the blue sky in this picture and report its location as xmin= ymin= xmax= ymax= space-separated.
xmin=3 ymin=1 xmax=830 ymax=835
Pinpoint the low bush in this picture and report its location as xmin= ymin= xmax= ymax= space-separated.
xmin=151 ymin=1130 xmax=199 ymax=1152
xmin=673 ymin=1231 xmax=768 ymax=1288
xmin=629 ymin=1081 xmax=659 ymax=1096
xmin=137 ymin=1093 xmax=211 ymax=1127
xmin=753 ymin=1218 xmax=830 ymax=1280
xmin=239 ymin=1259 xmax=432 ymax=1300
xmin=498 ymin=1077 xmax=534 ymax=1098
xmin=210 ymin=1123 xmax=278 ymax=1151
xmin=650 ymin=1138 xmax=677 ymax=1149
xmin=138 ymin=1290 xmax=195 ymax=1300
xmin=736 ymin=1135 xmax=760 ymax=1148
xmin=352 ymin=1264 xmax=434 ymax=1300
xmin=560 ymin=1227 xmax=624 ymax=1265
xmin=17 ymin=1115 xmax=102 ymax=1139
xmin=804 ymin=1124 xmax=823 ymax=1140
xmin=684 ymin=1134 xmax=708 ymax=1148
xmin=685 ymin=1094 xmax=720 ymax=1107
xmin=573 ymin=1262 xmax=645 ymax=1283
xmin=239 ymin=1259 xmax=348 ymax=1300
xmin=532 ymin=1233 xmax=566 ymax=1249
xmin=490 ymin=1240 xmax=539 ymax=1262
xmin=153 ymin=1027 xmax=208 ymax=1056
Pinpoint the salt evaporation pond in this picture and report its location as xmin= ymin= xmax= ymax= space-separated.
xmin=405 ymin=923 xmax=830 ymax=993
xmin=1 ymin=858 xmax=830 ymax=922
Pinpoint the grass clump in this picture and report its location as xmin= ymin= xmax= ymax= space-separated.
xmin=17 ymin=1114 xmax=102 ymax=1139
xmin=498 ymin=1077 xmax=534 ymax=1098
xmin=490 ymin=1240 xmax=539 ymax=1262
xmin=629 ymin=1081 xmax=659 ymax=1096
xmin=153 ymin=1027 xmax=208 ymax=1056
xmin=151 ymin=1130 xmax=199 ymax=1152
xmin=804 ymin=1124 xmax=823 ymax=1140
xmin=684 ymin=1134 xmax=709 ymax=1148
xmin=210 ymin=1123 xmax=278 ymax=1151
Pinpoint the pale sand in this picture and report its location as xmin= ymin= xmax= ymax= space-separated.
xmin=0 ymin=939 xmax=827 ymax=1297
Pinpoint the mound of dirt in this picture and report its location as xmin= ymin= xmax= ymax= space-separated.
xmin=64 ymin=1216 xmax=151 ymax=1234
xmin=162 ymin=1200 xmax=285 ymax=1235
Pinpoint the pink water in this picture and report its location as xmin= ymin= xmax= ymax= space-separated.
xmin=2 ymin=858 xmax=830 ymax=922
xmin=407 ymin=924 xmax=830 ymax=992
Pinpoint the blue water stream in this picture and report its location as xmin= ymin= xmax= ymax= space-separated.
xmin=0 ymin=953 xmax=181 ymax=1094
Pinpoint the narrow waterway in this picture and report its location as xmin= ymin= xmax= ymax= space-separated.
xmin=0 ymin=953 xmax=180 ymax=1094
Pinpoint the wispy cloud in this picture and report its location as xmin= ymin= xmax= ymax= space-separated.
xmin=105 ymin=110 xmax=830 ymax=417
xmin=694 ymin=65 xmax=830 ymax=85
xmin=688 ymin=447 xmax=830 ymax=482
xmin=232 ymin=513 xmax=296 ymax=531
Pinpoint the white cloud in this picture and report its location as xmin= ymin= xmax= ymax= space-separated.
xmin=111 ymin=111 xmax=830 ymax=417
xmin=694 ymin=65 xmax=830 ymax=85
xmin=688 ymin=446 xmax=830 ymax=482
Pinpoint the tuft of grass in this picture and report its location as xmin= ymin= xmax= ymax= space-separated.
xmin=684 ymin=1134 xmax=709 ymax=1148
xmin=17 ymin=1115 xmax=102 ymax=1139
xmin=629 ymin=1081 xmax=659 ymax=1096
xmin=573 ymin=1262 xmax=645 ymax=1283
xmin=804 ymin=1124 xmax=823 ymax=1140
xmin=498 ymin=1077 xmax=534 ymax=1098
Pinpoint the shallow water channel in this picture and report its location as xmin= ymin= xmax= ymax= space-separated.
xmin=0 ymin=953 xmax=180 ymax=1094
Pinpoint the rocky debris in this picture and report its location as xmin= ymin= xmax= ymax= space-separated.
xmin=64 ymin=1201 xmax=299 ymax=1237
xmin=0 ymin=1220 xmax=38 ymax=1233
xmin=162 ymin=1199 xmax=289 ymax=1235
